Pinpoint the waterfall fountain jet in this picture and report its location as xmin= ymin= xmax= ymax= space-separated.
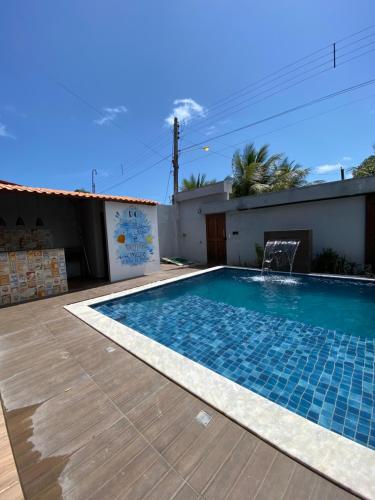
xmin=261 ymin=240 xmax=300 ymax=277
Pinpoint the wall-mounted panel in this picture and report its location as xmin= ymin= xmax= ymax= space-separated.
xmin=105 ymin=202 xmax=160 ymax=282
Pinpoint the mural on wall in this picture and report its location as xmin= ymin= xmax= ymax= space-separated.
xmin=105 ymin=201 xmax=160 ymax=282
xmin=113 ymin=206 xmax=155 ymax=266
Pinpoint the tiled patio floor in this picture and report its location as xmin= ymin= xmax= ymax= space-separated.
xmin=0 ymin=266 xmax=358 ymax=499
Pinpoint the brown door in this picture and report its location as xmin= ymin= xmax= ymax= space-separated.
xmin=365 ymin=194 xmax=375 ymax=270
xmin=206 ymin=213 xmax=227 ymax=265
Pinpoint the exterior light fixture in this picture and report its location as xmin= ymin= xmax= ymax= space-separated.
xmin=0 ymin=217 xmax=6 ymax=227
xmin=36 ymin=217 xmax=44 ymax=227
xmin=16 ymin=216 xmax=25 ymax=226
xmin=203 ymin=146 xmax=210 ymax=152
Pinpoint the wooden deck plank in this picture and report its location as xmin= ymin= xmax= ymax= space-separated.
xmin=70 ymin=335 xmax=131 ymax=375
xmin=93 ymin=356 xmax=169 ymax=413
xmin=0 ymin=404 xmax=23 ymax=500
xmin=59 ymin=435 xmax=148 ymax=500
xmin=89 ymin=445 xmax=161 ymax=500
xmin=202 ymin=432 xmax=258 ymax=499
xmin=162 ymin=408 xmax=223 ymax=467
xmin=226 ymin=440 xmax=277 ymax=499
xmin=143 ymin=469 xmax=185 ymax=500
xmin=252 ymin=451 xmax=296 ymax=500
xmin=22 ymin=418 xmax=132 ymax=498
xmin=310 ymin=475 xmax=358 ymax=500
xmin=171 ymin=483 xmax=200 ymax=500
xmin=0 ymin=266 xmax=359 ymax=499
xmin=141 ymin=394 xmax=194 ymax=442
xmin=173 ymin=412 xmax=227 ymax=478
xmin=0 ymin=481 xmax=24 ymax=500
xmin=126 ymin=382 xmax=185 ymax=432
xmin=186 ymin=423 xmax=245 ymax=493
xmin=282 ymin=463 xmax=319 ymax=500
xmin=0 ymin=358 xmax=88 ymax=414
xmin=119 ymin=458 xmax=170 ymax=500
xmin=150 ymin=398 xmax=204 ymax=453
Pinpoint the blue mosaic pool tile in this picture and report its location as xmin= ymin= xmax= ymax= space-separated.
xmin=93 ymin=294 xmax=375 ymax=449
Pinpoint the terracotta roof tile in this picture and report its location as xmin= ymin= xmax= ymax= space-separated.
xmin=0 ymin=182 xmax=157 ymax=205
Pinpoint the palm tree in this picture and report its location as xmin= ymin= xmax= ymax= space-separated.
xmin=181 ymin=173 xmax=216 ymax=191
xmin=232 ymin=143 xmax=282 ymax=197
xmin=271 ymin=157 xmax=310 ymax=191
xmin=232 ymin=143 xmax=309 ymax=197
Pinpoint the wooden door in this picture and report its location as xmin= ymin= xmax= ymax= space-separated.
xmin=365 ymin=194 xmax=375 ymax=270
xmin=206 ymin=213 xmax=227 ymax=265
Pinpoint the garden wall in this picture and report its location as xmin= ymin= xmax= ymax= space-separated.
xmin=157 ymin=178 xmax=374 ymax=269
xmin=225 ymin=196 xmax=365 ymax=267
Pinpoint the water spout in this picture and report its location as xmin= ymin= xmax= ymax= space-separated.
xmin=261 ymin=240 xmax=300 ymax=277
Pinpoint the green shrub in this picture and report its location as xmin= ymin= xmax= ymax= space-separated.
xmin=312 ymin=248 xmax=357 ymax=275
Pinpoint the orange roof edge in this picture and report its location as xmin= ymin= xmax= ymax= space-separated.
xmin=0 ymin=181 xmax=158 ymax=206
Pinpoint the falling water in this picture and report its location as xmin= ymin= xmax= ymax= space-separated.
xmin=261 ymin=240 xmax=300 ymax=277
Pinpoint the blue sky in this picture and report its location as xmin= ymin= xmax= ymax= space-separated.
xmin=1 ymin=0 xmax=375 ymax=202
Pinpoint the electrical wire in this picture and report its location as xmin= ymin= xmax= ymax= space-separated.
xmin=203 ymin=24 xmax=375 ymax=115
xmin=56 ymin=81 xmax=167 ymax=159
xmin=98 ymin=153 xmax=171 ymax=193
xmin=184 ymin=38 xmax=375 ymax=137
xmin=180 ymin=77 xmax=375 ymax=152
xmin=58 ymin=24 xmax=375 ymax=193
xmin=181 ymin=91 xmax=375 ymax=167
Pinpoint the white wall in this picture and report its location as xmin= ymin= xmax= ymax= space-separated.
xmin=105 ymin=201 xmax=160 ymax=281
xmin=226 ymin=197 xmax=366 ymax=266
xmin=172 ymin=182 xmax=232 ymax=264
xmin=157 ymin=177 xmax=370 ymax=268
xmin=157 ymin=204 xmax=178 ymax=257
xmin=177 ymin=192 xmax=231 ymax=263
xmin=177 ymin=197 xmax=208 ymax=263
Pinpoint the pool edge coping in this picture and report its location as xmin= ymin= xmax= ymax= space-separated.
xmin=64 ymin=266 xmax=375 ymax=499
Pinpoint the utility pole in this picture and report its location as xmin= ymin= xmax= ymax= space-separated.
xmin=92 ymin=168 xmax=97 ymax=193
xmin=172 ymin=117 xmax=180 ymax=198
xmin=340 ymin=165 xmax=345 ymax=180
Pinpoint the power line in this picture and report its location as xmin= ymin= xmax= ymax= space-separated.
xmin=205 ymin=24 xmax=375 ymax=114
xmin=102 ymin=73 xmax=375 ymax=191
xmin=98 ymin=153 xmax=171 ymax=193
xmin=182 ymin=27 xmax=375 ymax=137
xmin=56 ymin=80 xmax=176 ymax=190
xmin=59 ymin=24 xmax=375 ymax=195
xmin=204 ymin=25 xmax=375 ymax=114
xmin=56 ymin=81 xmax=167 ymax=159
xmin=181 ymin=91 xmax=375 ymax=167
xmin=184 ymin=38 xmax=375 ymax=137
xmin=181 ymin=77 xmax=375 ymax=152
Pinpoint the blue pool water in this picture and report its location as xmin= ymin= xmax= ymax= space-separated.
xmin=92 ymin=268 xmax=375 ymax=449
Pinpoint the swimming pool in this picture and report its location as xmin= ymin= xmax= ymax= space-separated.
xmin=92 ymin=267 xmax=375 ymax=451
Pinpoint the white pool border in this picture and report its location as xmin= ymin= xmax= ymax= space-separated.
xmin=65 ymin=266 xmax=375 ymax=499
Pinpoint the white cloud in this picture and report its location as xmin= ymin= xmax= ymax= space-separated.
xmin=314 ymin=163 xmax=342 ymax=174
xmin=165 ymin=98 xmax=206 ymax=126
xmin=0 ymin=122 xmax=15 ymax=139
xmin=94 ymin=106 xmax=127 ymax=126
xmin=342 ymin=156 xmax=352 ymax=161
